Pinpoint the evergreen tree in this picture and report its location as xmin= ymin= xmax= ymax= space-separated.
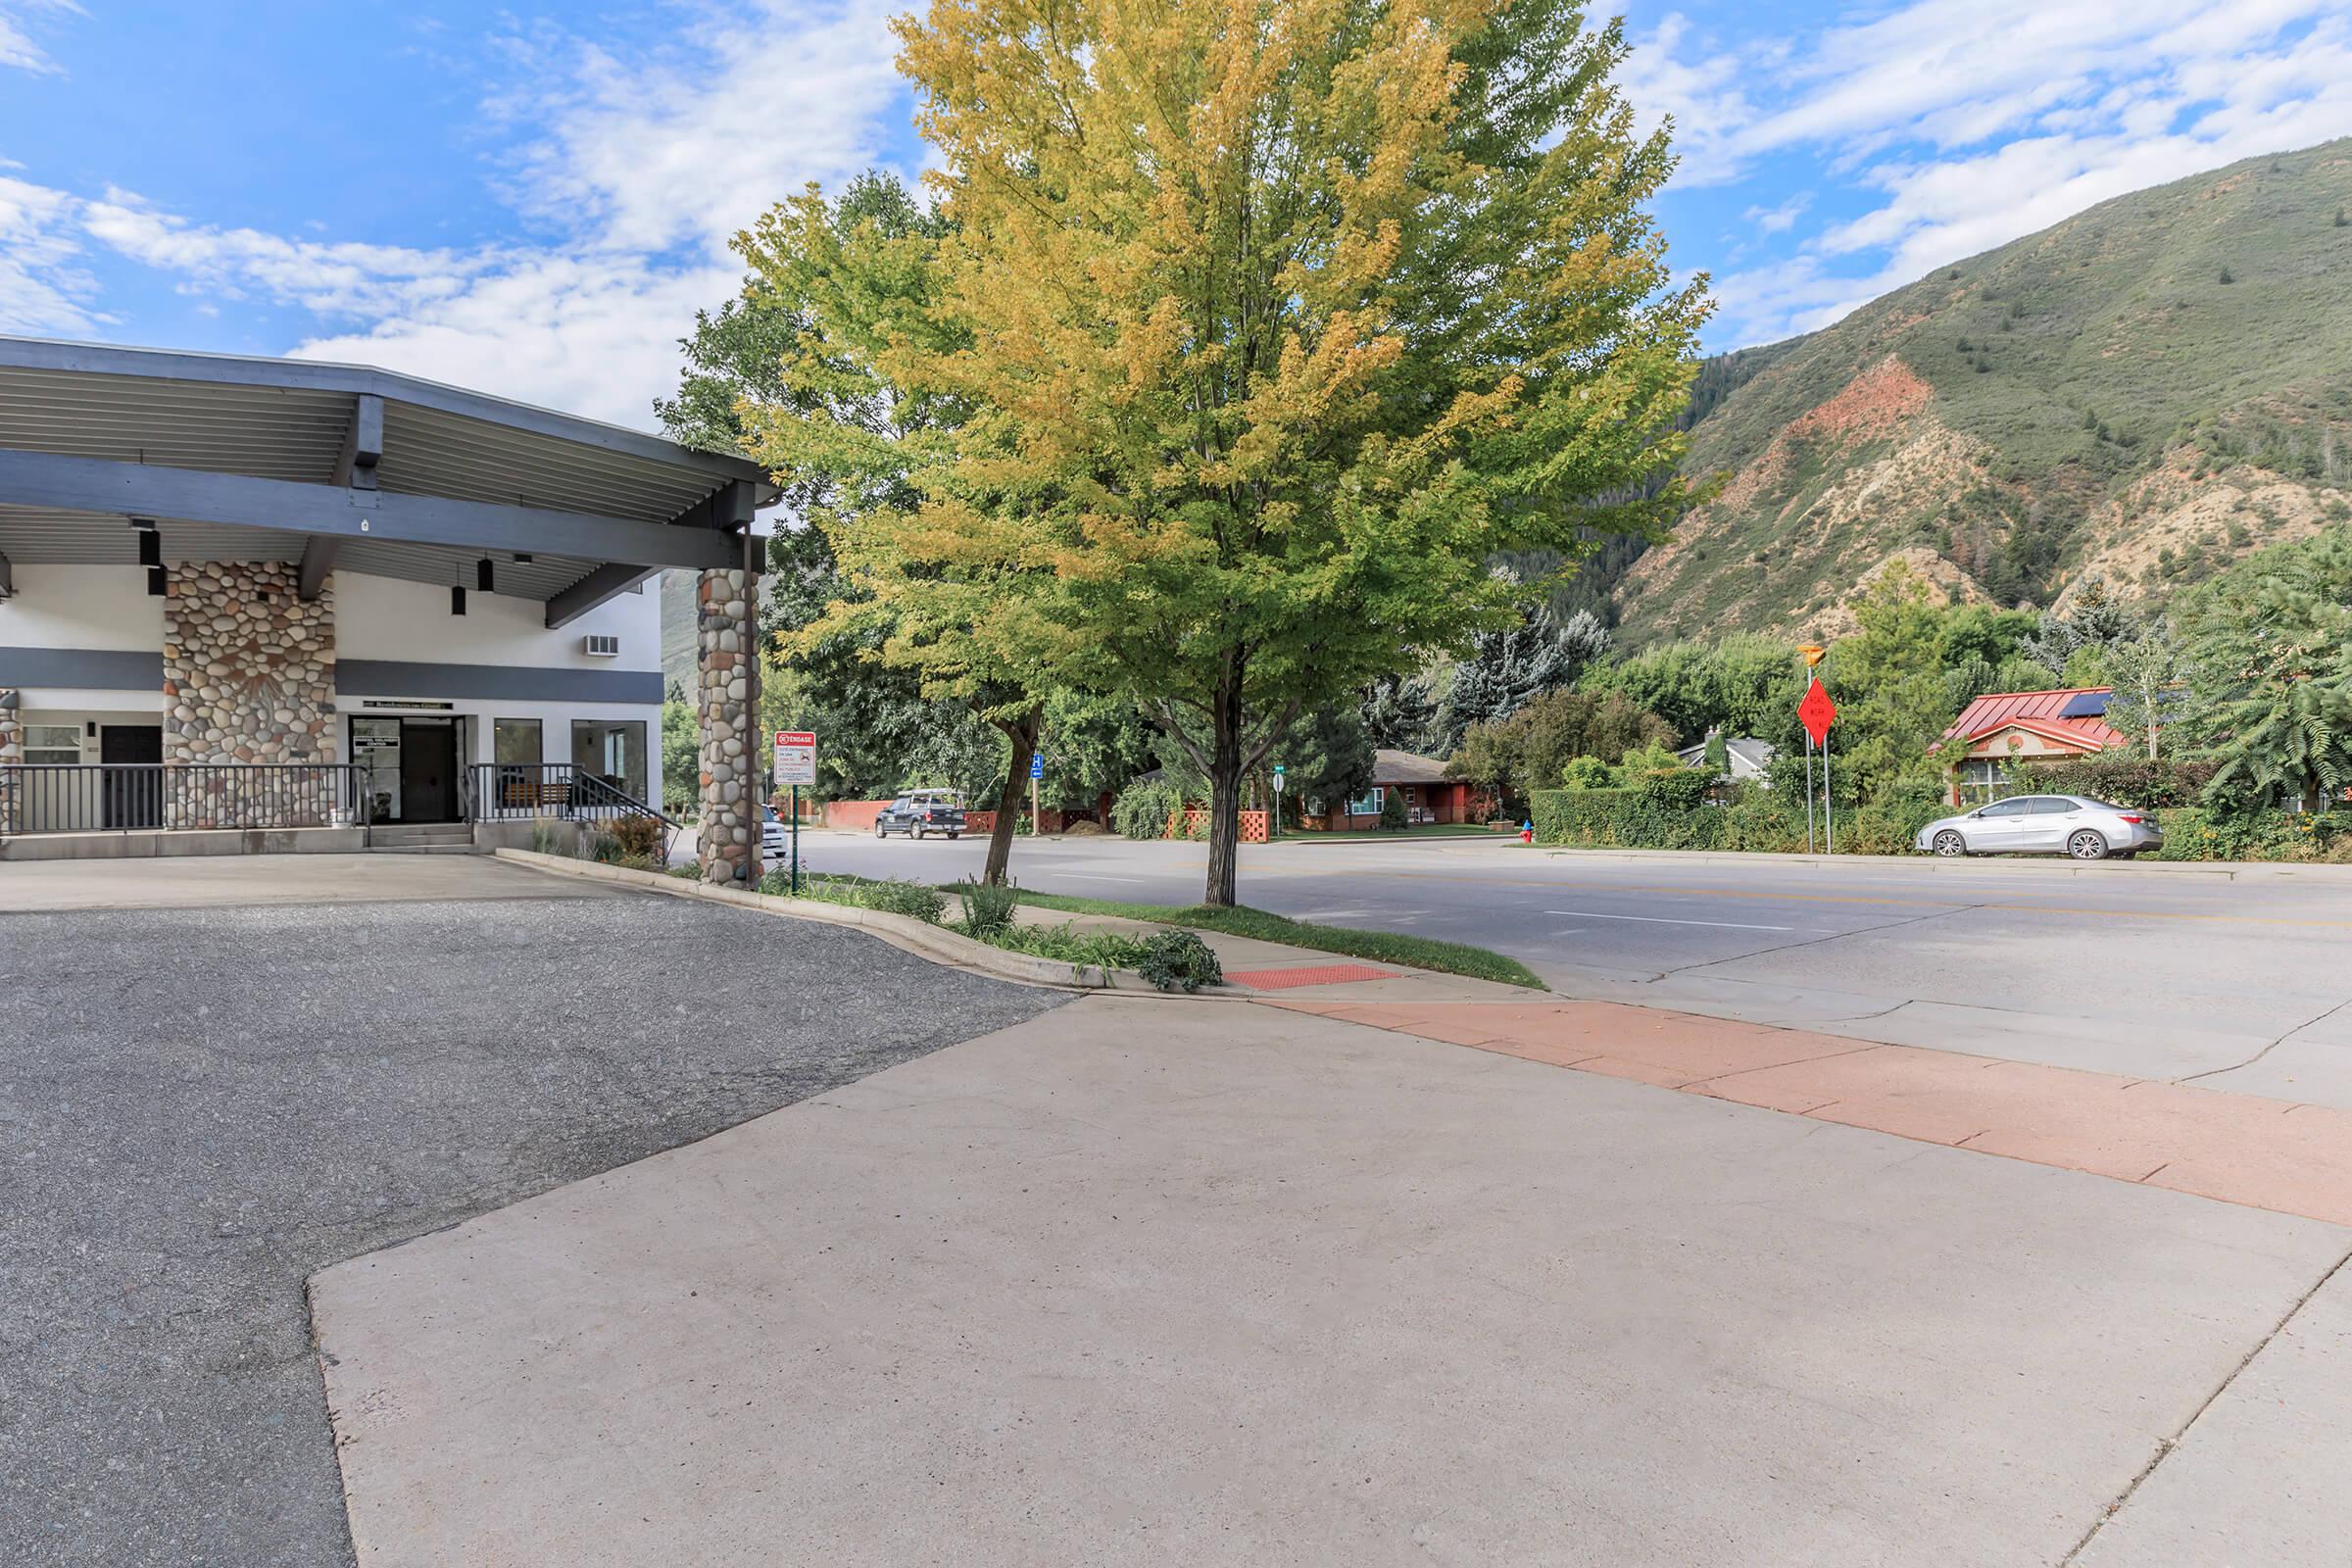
xmin=1435 ymin=604 xmax=1610 ymax=753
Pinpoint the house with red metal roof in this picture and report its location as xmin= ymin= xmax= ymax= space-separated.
xmin=1931 ymin=687 xmax=2131 ymax=806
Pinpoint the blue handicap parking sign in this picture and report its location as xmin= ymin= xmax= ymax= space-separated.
xmin=1030 ymin=755 xmax=1045 ymax=779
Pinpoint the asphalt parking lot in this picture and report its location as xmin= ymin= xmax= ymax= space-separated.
xmin=0 ymin=861 xmax=1065 ymax=1568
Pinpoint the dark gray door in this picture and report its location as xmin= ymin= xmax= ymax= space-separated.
xmin=399 ymin=724 xmax=457 ymax=822
xmin=100 ymin=725 xmax=162 ymax=828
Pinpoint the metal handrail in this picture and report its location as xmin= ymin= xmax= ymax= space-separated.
xmin=0 ymin=762 xmax=370 ymax=836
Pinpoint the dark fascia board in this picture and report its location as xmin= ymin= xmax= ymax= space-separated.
xmin=0 ymin=449 xmax=740 ymax=572
xmin=338 ymin=659 xmax=662 ymax=705
xmin=0 ymin=335 xmax=774 ymax=502
xmin=0 ymin=646 xmax=164 ymax=690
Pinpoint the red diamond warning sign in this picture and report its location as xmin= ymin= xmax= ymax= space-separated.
xmin=1798 ymin=678 xmax=1838 ymax=746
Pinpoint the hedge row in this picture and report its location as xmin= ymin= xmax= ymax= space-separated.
xmin=1531 ymin=778 xmax=2352 ymax=862
xmin=1531 ymin=775 xmax=1947 ymax=858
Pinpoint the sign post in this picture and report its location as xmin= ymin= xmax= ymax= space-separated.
xmin=1796 ymin=645 xmax=1827 ymax=854
xmin=1270 ymin=762 xmax=1285 ymax=842
xmin=1028 ymin=750 xmax=1044 ymax=836
xmin=773 ymin=730 xmax=816 ymax=892
xmin=1796 ymin=675 xmax=1838 ymax=857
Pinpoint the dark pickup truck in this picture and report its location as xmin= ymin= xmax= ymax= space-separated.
xmin=874 ymin=791 xmax=966 ymax=840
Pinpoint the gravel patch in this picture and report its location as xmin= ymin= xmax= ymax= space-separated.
xmin=0 ymin=893 xmax=1065 ymax=1568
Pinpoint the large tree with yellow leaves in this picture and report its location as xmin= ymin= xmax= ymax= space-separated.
xmin=789 ymin=0 xmax=1710 ymax=905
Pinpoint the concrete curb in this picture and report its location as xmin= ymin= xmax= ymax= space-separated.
xmin=490 ymin=849 xmax=1194 ymax=997
xmin=1535 ymin=845 xmax=2352 ymax=881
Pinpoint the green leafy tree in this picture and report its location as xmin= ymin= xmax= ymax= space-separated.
xmin=728 ymin=172 xmax=1062 ymax=883
xmin=1448 ymin=689 xmax=1674 ymax=810
xmin=2172 ymin=526 xmax=2352 ymax=805
xmin=660 ymin=700 xmax=698 ymax=814
xmin=1820 ymin=564 xmax=1963 ymax=804
xmin=883 ymin=0 xmax=1712 ymax=905
xmin=1277 ymin=704 xmax=1378 ymax=822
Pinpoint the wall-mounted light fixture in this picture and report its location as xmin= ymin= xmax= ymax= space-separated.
xmin=137 ymin=529 xmax=162 ymax=567
xmin=147 ymin=566 xmax=167 ymax=597
xmin=476 ymin=558 xmax=495 ymax=593
xmin=451 ymin=584 xmax=466 ymax=615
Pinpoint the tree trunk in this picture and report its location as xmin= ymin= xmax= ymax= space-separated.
xmin=983 ymin=707 xmax=1041 ymax=886
xmin=1202 ymin=673 xmax=1245 ymax=907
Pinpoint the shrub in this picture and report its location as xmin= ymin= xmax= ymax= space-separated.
xmin=1559 ymin=755 xmax=1615 ymax=789
xmin=978 ymin=921 xmax=1152 ymax=968
xmin=1112 ymin=777 xmax=1184 ymax=839
xmin=960 ymin=878 xmax=1021 ymax=940
xmin=763 ymin=872 xmax=948 ymax=923
xmin=1137 ymin=930 xmax=1223 ymax=992
xmin=586 ymin=829 xmax=623 ymax=863
xmin=2032 ymin=755 xmax=2215 ymax=808
xmin=610 ymin=814 xmax=662 ymax=860
xmin=1378 ymin=786 xmax=1408 ymax=830
xmin=859 ymin=878 xmax=948 ymax=922
xmin=528 ymin=815 xmax=566 ymax=855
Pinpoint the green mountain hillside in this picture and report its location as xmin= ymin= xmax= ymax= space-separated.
xmin=1617 ymin=138 xmax=2352 ymax=643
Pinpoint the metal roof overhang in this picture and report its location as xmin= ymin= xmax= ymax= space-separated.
xmin=0 ymin=336 xmax=777 ymax=627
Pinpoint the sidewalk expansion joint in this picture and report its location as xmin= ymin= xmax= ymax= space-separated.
xmin=2058 ymin=1242 xmax=2352 ymax=1565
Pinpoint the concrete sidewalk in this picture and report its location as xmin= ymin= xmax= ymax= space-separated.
xmin=312 ymin=995 xmax=2352 ymax=1567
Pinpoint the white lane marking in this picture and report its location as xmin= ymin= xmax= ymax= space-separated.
xmin=1544 ymin=909 xmax=1824 ymax=932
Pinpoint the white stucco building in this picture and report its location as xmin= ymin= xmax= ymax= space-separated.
xmin=0 ymin=336 xmax=775 ymax=877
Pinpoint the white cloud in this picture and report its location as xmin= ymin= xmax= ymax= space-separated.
xmin=274 ymin=0 xmax=915 ymax=427
xmin=1 ymin=0 xmax=912 ymax=428
xmin=1743 ymin=193 xmax=1811 ymax=235
xmin=0 ymin=0 xmax=79 ymax=74
xmin=0 ymin=171 xmax=102 ymax=333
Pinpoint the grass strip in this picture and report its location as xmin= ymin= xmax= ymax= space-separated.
xmin=952 ymin=886 xmax=1543 ymax=990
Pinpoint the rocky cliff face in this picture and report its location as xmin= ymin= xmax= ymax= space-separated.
xmin=1614 ymin=139 xmax=2352 ymax=643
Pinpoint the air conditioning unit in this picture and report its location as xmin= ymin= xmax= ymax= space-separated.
xmin=581 ymin=633 xmax=621 ymax=659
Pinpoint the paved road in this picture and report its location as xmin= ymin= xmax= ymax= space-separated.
xmin=773 ymin=831 xmax=2352 ymax=1102
xmin=0 ymin=858 xmax=1063 ymax=1568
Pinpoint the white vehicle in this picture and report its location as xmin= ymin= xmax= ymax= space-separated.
xmin=760 ymin=806 xmax=790 ymax=858
xmin=1914 ymin=794 xmax=2163 ymax=860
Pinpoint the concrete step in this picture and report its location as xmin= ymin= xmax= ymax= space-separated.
xmin=369 ymin=824 xmax=475 ymax=850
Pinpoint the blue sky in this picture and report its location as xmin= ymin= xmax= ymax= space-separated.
xmin=5 ymin=0 xmax=2350 ymax=428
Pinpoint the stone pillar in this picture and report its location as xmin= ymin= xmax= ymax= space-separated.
xmin=160 ymin=562 xmax=338 ymax=828
xmin=696 ymin=567 xmax=760 ymax=884
xmin=0 ymin=688 xmax=21 ymax=837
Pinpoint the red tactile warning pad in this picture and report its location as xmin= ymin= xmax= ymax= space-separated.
xmin=1226 ymin=963 xmax=1400 ymax=991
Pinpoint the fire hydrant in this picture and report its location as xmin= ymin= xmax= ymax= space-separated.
xmin=1519 ymin=819 xmax=1535 ymax=845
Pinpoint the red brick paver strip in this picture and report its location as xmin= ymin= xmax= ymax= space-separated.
xmin=1225 ymin=963 xmax=1400 ymax=991
xmin=1268 ymin=998 xmax=2352 ymax=1227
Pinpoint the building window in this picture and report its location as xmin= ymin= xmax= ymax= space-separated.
xmin=572 ymin=719 xmax=648 ymax=802
xmin=494 ymin=718 xmax=543 ymax=767
xmin=1345 ymin=787 xmax=1384 ymax=816
xmin=1955 ymin=760 xmax=2006 ymax=806
xmin=24 ymin=724 xmax=80 ymax=764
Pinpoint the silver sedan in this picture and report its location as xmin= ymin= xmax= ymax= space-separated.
xmin=1915 ymin=794 xmax=2163 ymax=860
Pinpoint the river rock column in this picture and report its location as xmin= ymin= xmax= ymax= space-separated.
xmin=696 ymin=568 xmax=760 ymax=885
xmin=0 ymin=689 xmax=20 ymax=836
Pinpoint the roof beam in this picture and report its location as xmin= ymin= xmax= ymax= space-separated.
xmin=335 ymin=393 xmax=383 ymax=490
xmin=545 ymin=564 xmax=662 ymax=631
xmin=543 ymin=480 xmax=759 ymax=629
xmin=298 ymin=394 xmax=380 ymax=601
xmin=0 ymin=448 xmax=739 ymax=572
xmin=296 ymin=536 xmax=336 ymax=602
